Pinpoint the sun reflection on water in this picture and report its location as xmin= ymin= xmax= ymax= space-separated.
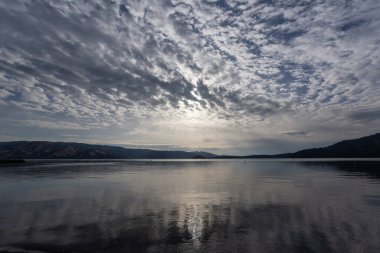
xmin=187 ymin=204 xmax=204 ymax=240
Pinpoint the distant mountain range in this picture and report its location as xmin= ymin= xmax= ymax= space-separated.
xmin=0 ymin=141 xmax=216 ymax=159
xmin=226 ymin=133 xmax=380 ymax=159
xmin=1 ymin=133 xmax=380 ymax=160
xmin=284 ymin=132 xmax=380 ymax=158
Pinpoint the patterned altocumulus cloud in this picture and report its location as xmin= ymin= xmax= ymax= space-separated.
xmin=0 ymin=0 xmax=379 ymax=154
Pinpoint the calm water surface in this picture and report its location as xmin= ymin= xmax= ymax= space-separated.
xmin=0 ymin=160 xmax=379 ymax=253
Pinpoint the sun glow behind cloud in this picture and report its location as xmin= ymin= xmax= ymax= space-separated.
xmin=0 ymin=0 xmax=379 ymax=154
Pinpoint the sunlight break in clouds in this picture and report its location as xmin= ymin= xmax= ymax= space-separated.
xmin=0 ymin=0 xmax=379 ymax=154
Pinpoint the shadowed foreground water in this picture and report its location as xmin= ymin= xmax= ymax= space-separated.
xmin=0 ymin=160 xmax=379 ymax=253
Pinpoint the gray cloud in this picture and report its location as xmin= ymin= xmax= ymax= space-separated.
xmin=0 ymin=0 xmax=379 ymax=154
xmin=282 ymin=131 xmax=309 ymax=137
xmin=348 ymin=108 xmax=380 ymax=123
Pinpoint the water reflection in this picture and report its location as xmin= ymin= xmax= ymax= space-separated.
xmin=0 ymin=160 xmax=379 ymax=252
xmin=301 ymin=160 xmax=380 ymax=178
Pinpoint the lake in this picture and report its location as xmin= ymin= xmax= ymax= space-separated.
xmin=0 ymin=159 xmax=379 ymax=253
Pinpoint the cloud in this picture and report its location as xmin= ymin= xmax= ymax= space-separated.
xmin=282 ymin=131 xmax=309 ymax=137
xmin=348 ymin=108 xmax=380 ymax=123
xmin=22 ymin=120 xmax=89 ymax=130
xmin=0 ymin=0 xmax=379 ymax=153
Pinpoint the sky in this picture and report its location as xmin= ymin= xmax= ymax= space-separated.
xmin=0 ymin=0 xmax=379 ymax=155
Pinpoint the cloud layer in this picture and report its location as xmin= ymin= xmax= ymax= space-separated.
xmin=1 ymin=0 xmax=379 ymax=154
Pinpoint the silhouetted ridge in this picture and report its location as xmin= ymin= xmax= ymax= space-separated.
xmin=288 ymin=133 xmax=380 ymax=158
xmin=0 ymin=141 xmax=216 ymax=159
xmin=217 ymin=133 xmax=380 ymax=158
xmin=1 ymin=133 xmax=380 ymax=159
